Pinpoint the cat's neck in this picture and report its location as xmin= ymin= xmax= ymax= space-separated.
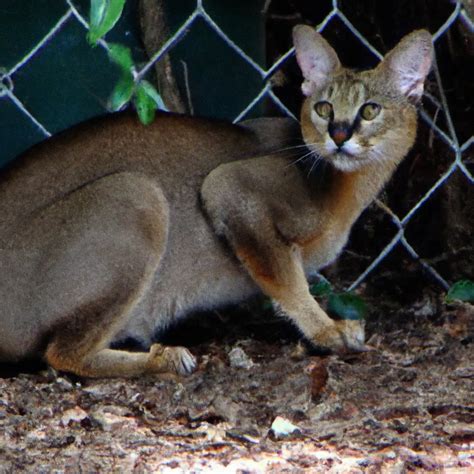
xmin=321 ymin=159 xmax=398 ymax=226
xmin=288 ymin=156 xmax=398 ymax=254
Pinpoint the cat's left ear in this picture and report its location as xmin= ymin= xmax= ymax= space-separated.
xmin=378 ymin=30 xmax=433 ymax=102
xmin=293 ymin=25 xmax=341 ymax=96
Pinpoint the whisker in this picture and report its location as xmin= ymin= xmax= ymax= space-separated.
xmin=276 ymin=149 xmax=315 ymax=163
xmin=285 ymin=149 xmax=317 ymax=168
xmin=307 ymin=155 xmax=323 ymax=178
xmin=272 ymin=143 xmax=314 ymax=154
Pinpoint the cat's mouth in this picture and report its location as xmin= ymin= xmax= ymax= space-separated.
xmin=320 ymin=139 xmax=362 ymax=161
xmin=329 ymin=151 xmax=373 ymax=172
xmin=306 ymin=142 xmax=368 ymax=172
xmin=317 ymin=142 xmax=374 ymax=172
xmin=329 ymin=146 xmax=360 ymax=164
xmin=334 ymin=148 xmax=355 ymax=158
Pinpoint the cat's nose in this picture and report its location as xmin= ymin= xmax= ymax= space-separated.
xmin=328 ymin=123 xmax=352 ymax=147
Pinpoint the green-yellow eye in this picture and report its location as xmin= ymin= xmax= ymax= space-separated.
xmin=314 ymin=101 xmax=333 ymax=120
xmin=360 ymin=102 xmax=381 ymax=121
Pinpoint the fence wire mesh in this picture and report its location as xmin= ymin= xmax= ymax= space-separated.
xmin=0 ymin=0 xmax=472 ymax=292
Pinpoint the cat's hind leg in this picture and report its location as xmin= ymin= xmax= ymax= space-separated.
xmin=35 ymin=172 xmax=196 ymax=378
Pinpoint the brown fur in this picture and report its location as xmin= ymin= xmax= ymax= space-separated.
xmin=0 ymin=27 xmax=433 ymax=377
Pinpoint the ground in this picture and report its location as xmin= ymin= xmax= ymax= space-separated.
xmin=1 ymin=295 xmax=473 ymax=473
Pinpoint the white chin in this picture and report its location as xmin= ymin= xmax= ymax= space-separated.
xmin=330 ymin=154 xmax=367 ymax=172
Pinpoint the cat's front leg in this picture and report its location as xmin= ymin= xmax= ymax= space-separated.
xmin=224 ymin=216 xmax=360 ymax=352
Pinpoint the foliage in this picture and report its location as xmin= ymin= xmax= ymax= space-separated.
xmin=88 ymin=0 xmax=165 ymax=124
xmin=87 ymin=0 xmax=126 ymax=46
xmin=327 ymin=292 xmax=367 ymax=321
xmin=309 ymin=280 xmax=332 ymax=297
xmin=135 ymin=80 xmax=166 ymax=125
xmin=446 ymin=280 xmax=474 ymax=304
xmin=107 ymin=44 xmax=134 ymax=110
xmin=310 ymin=281 xmax=366 ymax=320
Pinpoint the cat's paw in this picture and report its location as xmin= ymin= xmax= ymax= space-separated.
xmin=311 ymin=319 xmax=368 ymax=353
xmin=147 ymin=344 xmax=197 ymax=375
xmin=311 ymin=322 xmax=346 ymax=352
xmin=334 ymin=319 xmax=369 ymax=352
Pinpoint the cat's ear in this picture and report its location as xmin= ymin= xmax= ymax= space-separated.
xmin=293 ymin=25 xmax=341 ymax=97
xmin=378 ymin=30 xmax=433 ymax=102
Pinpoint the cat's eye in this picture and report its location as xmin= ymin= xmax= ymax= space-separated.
xmin=314 ymin=101 xmax=333 ymax=120
xmin=360 ymin=102 xmax=381 ymax=121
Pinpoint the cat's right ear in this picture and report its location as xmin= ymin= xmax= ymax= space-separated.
xmin=293 ymin=25 xmax=341 ymax=97
xmin=378 ymin=30 xmax=433 ymax=103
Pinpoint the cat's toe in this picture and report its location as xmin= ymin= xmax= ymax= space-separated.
xmin=146 ymin=344 xmax=196 ymax=375
xmin=310 ymin=319 xmax=369 ymax=354
xmin=334 ymin=319 xmax=370 ymax=352
xmin=176 ymin=347 xmax=197 ymax=375
xmin=310 ymin=323 xmax=347 ymax=353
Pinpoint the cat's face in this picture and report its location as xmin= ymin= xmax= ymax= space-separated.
xmin=293 ymin=26 xmax=433 ymax=172
xmin=301 ymin=70 xmax=417 ymax=172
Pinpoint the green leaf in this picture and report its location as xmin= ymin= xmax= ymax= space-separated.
xmin=139 ymin=80 xmax=167 ymax=111
xmin=108 ymin=74 xmax=134 ymax=111
xmin=89 ymin=0 xmax=106 ymax=38
xmin=106 ymin=44 xmax=135 ymax=111
xmin=310 ymin=280 xmax=332 ymax=297
xmin=134 ymin=83 xmax=156 ymax=125
xmin=107 ymin=43 xmax=134 ymax=72
xmin=328 ymin=293 xmax=367 ymax=320
xmin=446 ymin=280 xmax=474 ymax=303
xmin=87 ymin=0 xmax=126 ymax=45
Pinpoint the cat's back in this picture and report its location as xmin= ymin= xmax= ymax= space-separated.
xmin=0 ymin=112 xmax=268 ymax=240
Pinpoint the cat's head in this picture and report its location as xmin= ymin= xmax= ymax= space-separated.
xmin=293 ymin=26 xmax=433 ymax=172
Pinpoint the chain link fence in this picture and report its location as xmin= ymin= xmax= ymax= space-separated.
xmin=1 ymin=0 xmax=472 ymax=293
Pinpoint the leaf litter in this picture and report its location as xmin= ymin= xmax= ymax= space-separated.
xmin=0 ymin=297 xmax=473 ymax=472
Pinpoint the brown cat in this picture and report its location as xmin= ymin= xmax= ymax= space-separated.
xmin=0 ymin=26 xmax=433 ymax=378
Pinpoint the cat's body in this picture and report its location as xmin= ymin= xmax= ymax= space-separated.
xmin=0 ymin=26 xmax=433 ymax=377
xmin=0 ymin=113 xmax=296 ymax=359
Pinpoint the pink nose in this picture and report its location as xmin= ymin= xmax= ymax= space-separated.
xmin=328 ymin=122 xmax=352 ymax=147
xmin=332 ymin=129 xmax=349 ymax=146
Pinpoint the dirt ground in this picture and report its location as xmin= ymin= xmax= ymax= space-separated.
xmin=1 ymin=295 xmax=473 ymax=473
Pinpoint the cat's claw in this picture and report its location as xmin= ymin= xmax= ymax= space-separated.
xmin=175 ymin=347 xmax=197 ymax=375
xmin=147 ymin=344 xmax=197 ymax=375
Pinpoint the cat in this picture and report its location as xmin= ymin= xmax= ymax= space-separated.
xmin=0 ymin=25 xmax=433 ymax=377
